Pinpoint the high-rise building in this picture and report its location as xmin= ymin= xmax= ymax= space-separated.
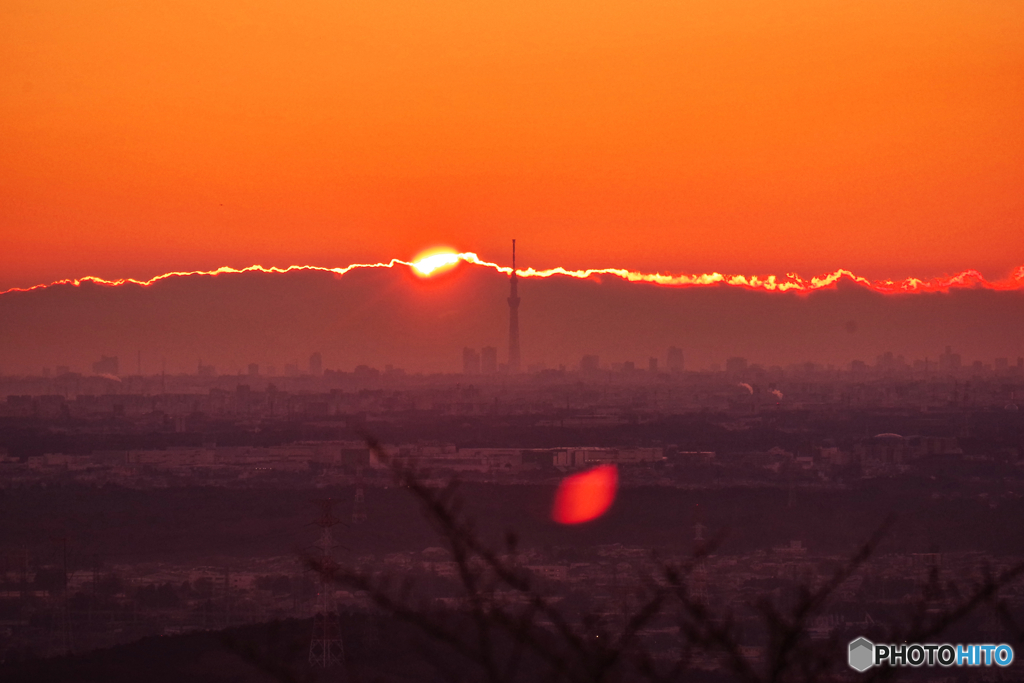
xmin=310 ymin=351 xmax=323 ymax=376
xmin=92 ymin=355 xmax=119 ymax=376
xmin=463 ymin=347 xmax=481 ymax=375
xmin=939 ymin=346 xmax=962 ymax=372
xmin=580 ymin=355 xmax=600 ymax=373
xmin=507 ymin=240 xmax=521 ymax=373
xmin=725 ymin=357 xmax=748 ymax=374
xmin=649 ymin=357 xmax=658 ymax=373
xmin=667 ymin=346 xmax=684 ymax=372
xmin=248 ymin=363 xmax=259 ymax=377
xmin=481 ymin=346 xmax=498 ymax=374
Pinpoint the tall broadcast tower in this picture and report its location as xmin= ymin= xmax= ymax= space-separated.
xmin=507 ymin=239 xmax=521 ymax=373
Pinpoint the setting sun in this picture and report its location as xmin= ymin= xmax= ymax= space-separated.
xmin=411 ymin=250 xmax=463 ymax=278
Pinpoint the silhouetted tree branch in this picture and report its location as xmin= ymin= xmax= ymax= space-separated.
xmin=292 ymin=438 xmax=1024 ymax=683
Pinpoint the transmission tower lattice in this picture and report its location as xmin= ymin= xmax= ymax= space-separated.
xmin=309 ymin=499 xmax=345 ymax=668
xmin=45 ymin=536 xmax=74 ymax=656
xmin=692 ymin=505 xmax=709 ymax=604
xmin=352 ymin=467 xmax=367 ymax=524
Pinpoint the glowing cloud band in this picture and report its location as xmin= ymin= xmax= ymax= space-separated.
xmin=2 ymin=253 xmax=1023 ymax=297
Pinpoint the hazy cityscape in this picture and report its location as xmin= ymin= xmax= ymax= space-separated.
xmin=2 ymin=258 xmax=1023 ymax=680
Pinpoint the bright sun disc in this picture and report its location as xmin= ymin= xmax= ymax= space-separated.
xmin=411 ymin=250 xmax=461 ymax=277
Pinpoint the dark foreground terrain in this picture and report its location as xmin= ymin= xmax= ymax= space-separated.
xmin=2 ymin=469 xmax=1023 ymax=562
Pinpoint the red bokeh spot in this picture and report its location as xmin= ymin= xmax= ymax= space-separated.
xmin=551 ymin=465 xmax=618 ymax=525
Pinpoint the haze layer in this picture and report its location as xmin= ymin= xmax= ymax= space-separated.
xmin=1 ymin=264 xmax=1021 ymax=374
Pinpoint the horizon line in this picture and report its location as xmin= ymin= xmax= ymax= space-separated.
xmin=2 ymin=254 xmax=1024 ymax=297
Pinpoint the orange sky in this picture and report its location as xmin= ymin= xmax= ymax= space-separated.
xmin=2 ymin=0 xmax=1022 ymax=290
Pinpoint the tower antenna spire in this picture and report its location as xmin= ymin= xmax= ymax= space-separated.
xmin=507 ymin=239 xmax=521 ymax=373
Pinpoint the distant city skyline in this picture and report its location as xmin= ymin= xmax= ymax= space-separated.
xmin=10 ymin=345 xmax=1024 ymax=382
xmin=1 ymin=261 xmax=1022 ymax=376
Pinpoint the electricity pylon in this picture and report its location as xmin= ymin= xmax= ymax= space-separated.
xmin=309 ymin=499 xmax=345 ymax=668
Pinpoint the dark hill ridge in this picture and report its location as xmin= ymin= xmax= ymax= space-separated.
xmin=0 ymin=264 xmax=1021 ymax=374
xmin=0 ymin=615 xmax=474 ymax=683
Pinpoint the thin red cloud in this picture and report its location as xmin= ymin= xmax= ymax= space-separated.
xmin=2 ymin=254 xmax=1022 ymax=298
